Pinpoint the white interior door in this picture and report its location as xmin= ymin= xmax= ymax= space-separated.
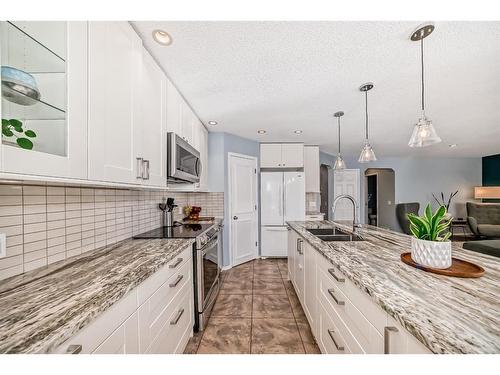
xmin=333 ymin=169 xmax=360 ymax=221
xmin=260 ymin=172 xmax=284 ymax=225
xmin=284 ymin=171 xmax=305 ymax=222
xmin=229 ymin=153 xmax=258 ymax=267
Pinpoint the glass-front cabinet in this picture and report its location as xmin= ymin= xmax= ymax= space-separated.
xmin=0 ymin=21 xmax=87 ymax=179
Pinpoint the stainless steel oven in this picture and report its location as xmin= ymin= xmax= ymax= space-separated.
xmin=194 ymin=227 xmax=220 ymax=331
xmin=167 ymin=132 xmax=201 ymax=183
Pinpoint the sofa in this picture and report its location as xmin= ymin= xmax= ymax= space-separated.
xmin=396 ymin=202 xmax=420 ymax=235
xmin=466 ymin=202 xmax=500 ymax=239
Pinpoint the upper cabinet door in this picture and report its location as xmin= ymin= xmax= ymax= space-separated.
xmin=260 ymin=143 xmax=282 ymax=168
xmin=198 ymin=124 xmax=209 ymax=191
xmin=0 ymin=21 xmax=87 ymax=179
xmin=88 ymin=22 xmax=142 ymax=184
xmin=140 ymin=49 xmax=167 ymax=187
xmin=166 ymin=79 xmax=182 ymax=136
xmin=180 ymin=100 xmax=194 ymax=145
xmin=281 ymin=143 xmax=304 ymax=168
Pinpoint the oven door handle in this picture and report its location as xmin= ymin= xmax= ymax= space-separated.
xmin=200 ymin=236 xmax=219 ymax=255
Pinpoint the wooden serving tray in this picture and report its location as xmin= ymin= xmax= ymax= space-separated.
xmin=401 ymin=252 xmax=485 ymax=278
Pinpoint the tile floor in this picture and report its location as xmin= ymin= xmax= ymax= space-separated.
xmin=184 ymin=258 xmax=321 ymax=354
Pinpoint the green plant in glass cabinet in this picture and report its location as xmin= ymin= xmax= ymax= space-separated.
xmin=1 ymin=118 xmax=37 ymax=150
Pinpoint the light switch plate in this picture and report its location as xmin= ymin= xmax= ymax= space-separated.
xmin=0 ymin=233 xmax=6 ymax=258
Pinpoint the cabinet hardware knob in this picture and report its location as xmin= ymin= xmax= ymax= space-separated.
xmin=169 ymin=274 xmax=184 ymax=288
xmin=170 ymin=308 xmax=185 ymax=325
xmin=233 ymin=216 xmax=238 ymax=220
xmin=328 ymin=268 xmax=345 ymax=283
xmin=384 ymin=326 xmax=399 ymax=354
xmin=66 ymin=344 xmax=82 ymax=354
xmin=327 ymin=288 xmax=345 ymax=305
xmin=169 ymin=258 xmax=183 ymax=268
xmin=327 ymin=329 xmax=344 ymax=351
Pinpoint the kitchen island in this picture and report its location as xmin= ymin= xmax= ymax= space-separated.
xmin=287 ymin=220 xmax=500 ymax=354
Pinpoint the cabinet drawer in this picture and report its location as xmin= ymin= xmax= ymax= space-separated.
xmin=318 ymin=266 xmax=383 ymax=353
xmin=318 ymin=300 xmax=351 ymax=354
xmin=51 ymin=289 xmax=138 ymax=354
xmin=137 ymin=244 xmax=192 ymax=305
xmin=92 ymin=312 xmax=139 ymax=354
xmin=138 ymin=258 xmax=192 ymax=352
xmin=146 ymin=286 xmax=194 ymax=353
xmin=385 ymin=315 xmax=431 ymax=354
xmin=316 ymin=253 xmax=386 ymax=333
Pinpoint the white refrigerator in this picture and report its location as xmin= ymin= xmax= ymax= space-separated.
xmin=261 ymin=171 xmax=305 ymax=257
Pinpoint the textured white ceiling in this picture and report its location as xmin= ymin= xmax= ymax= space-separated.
xmin=133 ymin=21 xmax=500 ymax=158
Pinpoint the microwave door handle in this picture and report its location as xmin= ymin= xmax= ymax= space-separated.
xmin=196 ymin=158 xmax=202 ymax=178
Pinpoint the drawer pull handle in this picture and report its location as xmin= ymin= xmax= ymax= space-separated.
xmin=170 ymin=308 xmax=185 ymax=325
xmin=327 ymin=329 xmax=344 ymax=351
xmin=169 ymin=274 xmax=184 ymax=288
xmin=327 ymin=288 xmax=345 ymax=305
xmin=328 ymin=268 xmax=345 ymax=283
xmin=384 ymin=326 xmax=399 ymax=354
xmin=66 ymin=344 xmax=82 ymax=354
xmin=169 ymin=258 xmax=183 ymax=269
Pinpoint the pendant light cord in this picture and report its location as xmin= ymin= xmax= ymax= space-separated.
xmin=421 ymin=38 xmax=425 ymax=113
xmin=337 ymin=117 xmax=341 ymax=154
xmin=365 ymin=91 xmax=369 ymax=140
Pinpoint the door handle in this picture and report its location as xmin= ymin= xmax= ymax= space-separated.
xmin=327 ymin=329 xmax=344 ymax=351
xmin=384 ymin=326 xmax=399 ymax=354
xmin=136 ymin=157 xmax=144 ymax=179
xmin=233 ymin=216 xmax=238 ymax=220
xmin=327 ymin=288 xmax=345 ymax=305
xmin=66 ymin=344 xmax=82 ymax=354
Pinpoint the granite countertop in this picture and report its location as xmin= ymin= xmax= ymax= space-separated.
xmin=287 ymin=220 xmax=500 ymax=354
xmin=0 ymin=237 xmax=195 ymax=354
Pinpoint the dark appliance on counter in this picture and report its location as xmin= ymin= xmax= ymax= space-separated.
xmin=133 ymin=222 xmax=221 ymax=332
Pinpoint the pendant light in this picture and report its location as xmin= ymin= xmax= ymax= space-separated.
xmin=408 ymin=23 xmax=442 ymax=148
xmin=333 ymin=111 xmax=346 ymax=170
xmin=358 ymin=83 xmax=377 ymax=162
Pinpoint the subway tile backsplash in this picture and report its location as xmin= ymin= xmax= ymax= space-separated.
xmin=0 ymin=184 xmax=224 ymax=281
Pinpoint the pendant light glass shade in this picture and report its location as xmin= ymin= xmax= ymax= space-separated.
xmin=408 ymin=24 xmax=441 ymax=148
xmin=358 ymin=140 xmax=377 ymax=162
xmin=358 ymin=83 xmax=376 ymax=163
xmin=408 ymin=114 xmax=441 ymax=147
xmin=333 ymin=111 xmax=346 ymax=170
xmin=334 ymin=154 xmax=346 ymax=170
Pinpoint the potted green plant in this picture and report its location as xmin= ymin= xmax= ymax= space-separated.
xmin=407 ymin=203 xmax=452 ymax=269
xmin=2 ymin=118 xmax=37 ymax=150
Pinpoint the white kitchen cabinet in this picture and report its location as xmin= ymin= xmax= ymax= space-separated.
xmin=303 ymin=242 xmax=317 ymax=336
xmin=166 ymin=79 xmax=183 ymax=136
xmin=180 ymin=100 xmax=194 ymax=145
xmin=52 ymin=244 xmax=194 ymax=355
xmin=197 ymin=123 xmax=209 ymax=191
xmin=0 ymin=22 xmax=88 ymax=180
xmin=288 ymin=229 xmax=432 ymax=354
xmin=304 ymin=146 xmax=320 ymax=193
xmin=92 ymin=312 xmax=139 ymax=354
xmin=88 ymin=21 xmax=142 ymax=184
xmin=260 ymin=143 xmax=283 ymax=168
xmin=260 ymin=143 xmax=304 ymax=168
xmin=281 ymin=143 xmax=304 ymax=168
xmin=139 ymin=48 xmax=167 ymax=187
xmin=261 ymin=226 xmax=289 ymax=257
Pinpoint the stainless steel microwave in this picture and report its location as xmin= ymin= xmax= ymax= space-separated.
xmin=167 ymin=132 xmax=201 ymax=183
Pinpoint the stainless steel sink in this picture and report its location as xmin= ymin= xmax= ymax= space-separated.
xmin=316 ymin=234 xmax=364 ymax=242
xmin=306 ymin=228 xmax=345 ymax=236
xmin=307 ymin=227 xmax=364 ymax=242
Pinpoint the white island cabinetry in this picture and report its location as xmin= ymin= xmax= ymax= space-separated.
xmin=287 ymin=230 xmax=431 ymax=354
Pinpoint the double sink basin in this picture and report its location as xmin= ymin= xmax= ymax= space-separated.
xmin=306 ymin=227 xmax=364 ymax=242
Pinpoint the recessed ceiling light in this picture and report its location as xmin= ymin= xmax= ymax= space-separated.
xmin=449 ymin=144 xmax=457 ymax=148
xmin=208 ymin=121 xmax=218 ymax=126
xmin=257 ymin=130 xmax=267 ymax=134
xmin=152 ymin=29 xmax=173 ymax=46
xmin=294 ymin=130 xmax=303 ymax=134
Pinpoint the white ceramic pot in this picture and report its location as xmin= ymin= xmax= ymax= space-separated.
xmin=411 ymin=237 xmax=452 ymax=269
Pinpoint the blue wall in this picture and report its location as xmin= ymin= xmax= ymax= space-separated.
xmin=208 ymin=132 xmax=260 ymax=267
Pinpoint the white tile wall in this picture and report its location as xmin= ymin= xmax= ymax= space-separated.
xmin=0 ymin=184 xmax=224 ymax=281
